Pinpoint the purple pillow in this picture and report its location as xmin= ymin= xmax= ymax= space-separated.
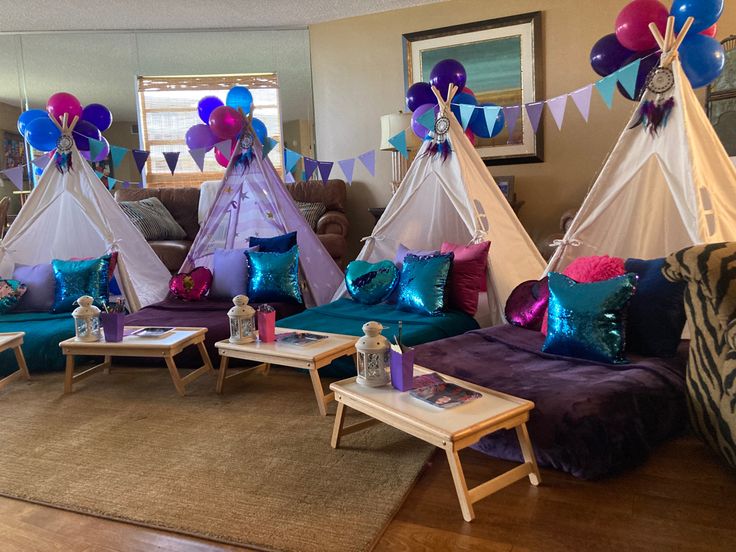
xmin=210 ymin=246 xmax=258 ymax=300
xmin=12 ymin=263 xmax=55 ymax=313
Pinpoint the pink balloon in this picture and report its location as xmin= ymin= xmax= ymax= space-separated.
xmin=464 ymin=127 xmax=477 ymax=146
xmin=615 ymin=0 xmax=669 ymax=52
xmin=46 ymin=92 xmax=83 ymax=124
xmin=208 ymin=105 xmax=243 ymax=140
xmin=700 ymin=23 xmax=717 ymax=38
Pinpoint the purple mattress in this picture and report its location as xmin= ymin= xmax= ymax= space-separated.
xmin=413 ymin=324 xmax=688 ymax=479
xmin=124 ymin=297 xmax=304 ymax=367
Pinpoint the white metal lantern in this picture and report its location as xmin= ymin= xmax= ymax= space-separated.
xmin=355 ymin=321 xmax=391 ymax=387
xmin=72 ymin=295 xmax=101 ymax=342
xmin=228 ymin=294 xmax=256 ymax=344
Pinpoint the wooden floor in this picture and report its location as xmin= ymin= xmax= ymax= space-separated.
xmin=0 ymin=433 xmax=733 ymax=552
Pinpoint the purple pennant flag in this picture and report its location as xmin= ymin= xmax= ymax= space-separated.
xmin=546 ymin=95 xmax=567 ymax=130
xmin=284 ymin=171 xmax=295 ymax=184
xmin=32 ymin=153 xmax=51 ymax=169
xmin=214 ymin=139 xmax=232 ymax=159
xmin=132 ymin=149 xmax=150 ymax=174
xmin=569 ymin=85 xmax=593 ymax=122
xmin=358 ymin=150 xmax=375 ymax=177
xmin=303 ymin=157 xmax=318 ymax=180
xmin=189 ymin=148 xmax=207 ymax=172
xmin=503 ymin=106 xmax=521 ymax=142
xmin=317 ymin=161 xmax=333 ymax=184
xmin=525 ymin=101 xmax=545 ymax=133
xmin=122 ymin=180 xmax=131 ymax=189
xmin=1 ymin=165 xmax=24 ymax=191
xmin=338 ymin=158 xmax=355 ymax=184
xmin=163 ymin=151 xmax=180 ymax=175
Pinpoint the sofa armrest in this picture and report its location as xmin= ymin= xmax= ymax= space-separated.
xmin=317 ymin=210 xmax=349 ymax=238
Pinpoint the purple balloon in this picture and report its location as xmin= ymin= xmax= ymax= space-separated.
xmin=590 ymin=33 xmax=635 ymax=77
xmin=185 ymin=123 xmax=217 ymax=151
xmin=72 ymin=120 xmax=101 ymax=151
xmin=411 ymin=103 xmax=436 ymax=138
xmin=617 ymin=50 xmax=659 ymax=101
xmin=81 ymin=103 xmax=113 ymax=132
xmin=406 ymin=82 xmax=437 ymax=112
xmin=429 ymin=59 xmax=467 ymax=99
xmin=198 ymin=96 xmax=223 ymax=125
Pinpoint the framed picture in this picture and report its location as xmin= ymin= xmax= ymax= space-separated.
xmin=706 ymin=35 xmax=736 ymax=156
xmin=403 ymin=12 xmax=543 ymax=165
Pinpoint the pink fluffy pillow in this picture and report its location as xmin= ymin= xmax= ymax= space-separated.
xmin=541 ymin=255 xmax=626 ymax=334
xmin=440 ymin=241 xmax=490 ymax=316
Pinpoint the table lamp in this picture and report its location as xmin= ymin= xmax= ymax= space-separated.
xmin=380 ymin=112 xmax=421 ymax=194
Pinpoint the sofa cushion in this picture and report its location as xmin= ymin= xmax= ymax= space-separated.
xmin=295 ymin=201 xmax=327 ymax=230
xmin=149 ymin=241 xmax=191 ymax=272
xmin=115 ymin=187 xmax=201 ymax=240
xmin=288 ymin=180 xmax=346 ymax=211
xmin=119 ymin=197 xmax=187 ymax=241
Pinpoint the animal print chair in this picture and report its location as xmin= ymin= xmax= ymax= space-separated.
xmin=663 ymin=243 xmax=736 ymax=469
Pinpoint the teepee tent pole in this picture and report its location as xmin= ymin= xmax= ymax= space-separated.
xmin=649 ymin=23 xmax=665 ymax=50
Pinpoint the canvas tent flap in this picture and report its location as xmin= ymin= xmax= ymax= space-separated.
xmin=181 ymin=139 xmax=343 ymax=308
xmin=548 ymin=59 xmax=736 ymax=273
xmin=0 ymin=146 xmax=170 ymax=312
xmin=333 ymin=110 xmax=546 ymax=326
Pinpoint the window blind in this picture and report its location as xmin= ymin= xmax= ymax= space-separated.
xmin=137 ymin=73 xmax=282 ymax=187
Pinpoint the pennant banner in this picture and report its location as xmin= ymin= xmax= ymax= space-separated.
xmin=303 ymin=157 xmax=318 ymax=180
xmin=284 ymin=148 xmax=302 ymax=174
xmin=417 ymin=108 xmax=436 ymax=134
xmin=32 ymin=153 xmax=51 ymax=170
xmin=525 ymin=102 xmax=545 ymax=134
xmin=317 ymin=160 xmax=334 ymax=184
xmin=502 ymin=105 xmax=521 ymax=141
xmin=189 ymin=148 xmax=206 ymax=172
xmin=570 ymin=85 xmax=593 ymax=122
xmin=110 ymin=145 xmax=128 ymax=168
xmin=88 ymin=137 xmax=106 ymax=163
xmin=284 ymin=171 xmax=295 ymax=184
xmin=595 ymin=74 xmax=617 ymax=110
xmin=338 ymin=158 xmax=355 ymax=184
xmin=483 ymin=105 xmax=502 ymax=136
xmin=107 ymin=176 xmax=117 ymax=191
xmin=388 ymin=130 xmax=408 ymax=159
xmin=617 ymin=58 xmax=641 ymax=99
xmin=458 ymin=104 xmax=475 ymax=130
xmin=262 ymin=137 xmax=278 ymax=158
xmin=214 ymin=140 xmax=232 ymax=160
xmin=132 ymin=149 xmax=150 ymax=174
xmin=358 ymin=150 xmax=375 ymax=177
xmin=1 ymin=165 xmax=24 ymax=191
xmin=546 ymin=95 xmax=568 ymax=130
xmin=163 ymin=151 xmax=180 ymax=175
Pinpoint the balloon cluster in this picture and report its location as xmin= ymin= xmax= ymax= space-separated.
xmin=186 ymin=85 xmax=268 ymax=167
xmin=590 ymin=0 xmax=725 ymax=99
xmin=17 ymin=92 xmax=113 ymax=160
xmin=405 ymin=58 xmax=504 ymax=144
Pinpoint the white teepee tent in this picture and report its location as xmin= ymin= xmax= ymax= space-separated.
xmin=548 ymin=20 xmax=736 ymax=272
xmin=181 ymin=118 xmax=343 ymax=307
xmin=332 ymin=84 xmax=546 ymax=325
xmin=0 ymin=127 xmax=170 ymax=312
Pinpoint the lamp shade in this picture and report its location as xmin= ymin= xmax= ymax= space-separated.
xmin=380 ymin=112 xmax=421 ymax=151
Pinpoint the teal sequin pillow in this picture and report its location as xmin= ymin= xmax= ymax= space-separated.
xmin=397 ymin=252 xmax=453 ymax=316
xmin=543 ymin=272 xmax=638 ymax=364
xmin=0 ymin=278 xmax=27 ymax=314
xmin=246 ymin=245 xmax=303 ymax=304
xmin=52 ymin=255 xmax=111 ymax=313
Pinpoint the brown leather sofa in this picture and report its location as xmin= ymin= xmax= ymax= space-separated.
xmin=115 ymin=179 xmax=350 ymax=271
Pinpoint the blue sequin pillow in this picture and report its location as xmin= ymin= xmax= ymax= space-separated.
xmin=246 ymin=245 xmax=303 ymax=304
xmin=345 ymin=260 xmax=399 ymax=305
xmin=397 ymin=252 xmax=453 ymax=316
xmin=51 ymin=255 xmax=111 ymax=313
xmin=543 ymin=272 xmax=638 ymax=364
xmin=248 ymin=231 xmax=297 ymax=253
xmin=0 ymin=279 xmax=27 ymax=314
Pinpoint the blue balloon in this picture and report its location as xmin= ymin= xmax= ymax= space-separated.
xmin=17 ymin=109 xmax=48 ymax=135
xmin=671 ymin=0 xmax=723 ymax=34
xmin=25 ymin=116 xmax=61 ymax=152
xmin=450 ymin=91 xmax=478 ymax=126
xmin=680 ymin=34 xmax=725 ymax=88
xmin=470 ymin=103 xmax=505 ymax=138
xmin=250 ymin=117 xmax=267 ymax=145
xmin=226 ymin=86 xmax=253 ymax=112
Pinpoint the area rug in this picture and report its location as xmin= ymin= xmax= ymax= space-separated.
xmin=0 ymin=368 xmax=433 ymax=552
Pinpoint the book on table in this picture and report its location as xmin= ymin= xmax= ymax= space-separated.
xmin=274 ymin=332 xmax=329 ymax=347
xmin=128 ymin=327 xmax=175 ymax=338
xmin=409 ymin=372 xmax=482 ymax=409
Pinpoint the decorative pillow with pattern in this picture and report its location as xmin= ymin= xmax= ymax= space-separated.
xmin=296 ymin=201 xmax=326 ymax=230
xmin=0 ymin=278 xmax=27 ymax=314
xmin=119 ymin=197 xmax=187 ymax=241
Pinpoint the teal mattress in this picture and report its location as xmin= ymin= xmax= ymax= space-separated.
xmin=0 ymin=312 xmax=75 ymax=376
xmin=278 ymin=298 xmax=479 ymax=377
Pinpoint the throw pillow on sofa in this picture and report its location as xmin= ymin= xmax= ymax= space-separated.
xmin=119 ymin=197 xmax=187 ymax=241
xmin=209 ymin=246 xmax=259 ymax=300
xmin=249 ymin=231 xmax=297 ymax=253
xmin=295 ymin=201 xmax=326 ymax=230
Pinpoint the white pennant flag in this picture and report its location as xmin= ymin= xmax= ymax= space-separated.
xmin=1 ymin=165 xmax=24 ymax=191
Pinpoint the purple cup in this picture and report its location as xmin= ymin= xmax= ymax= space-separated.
xmin=101 ymin=312 xmax=125 ymax=342
xmin=390 ymin=348 xmax=415 ymax=391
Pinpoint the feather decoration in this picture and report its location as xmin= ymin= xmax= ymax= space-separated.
xmin=421 ymin=132 xmax=452 ymax=162
xmin=54 ymin=151 xmax=72 ymax=173
xmin=629 ymin=97 xmax=675 ymax=135
xmin=234 ymin=148 xmax=252 ymax=171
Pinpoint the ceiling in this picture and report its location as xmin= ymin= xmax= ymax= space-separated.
xmin=0 ymin=0 xmax=442 ymax=32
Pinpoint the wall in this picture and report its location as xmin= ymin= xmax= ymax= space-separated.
xmin=310 ymin=0 xmax=736 ymax=256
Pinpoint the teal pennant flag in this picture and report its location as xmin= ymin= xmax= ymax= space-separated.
xmin=110 ymin=145 xmax=128 ymax=168
xmin=88 ymin=138 xmax=106 ymax=163
xmin=262 ymin=137 xmax=278 ymax=158
xmin=417 ymin=108 xmax=436 ymax=134
xmin=284 ymin=148 xmax=301 ymax=174
xmin=483 ymin=105 xmax=501 ymax=135
xmin=107 ymin=177 xmax=117 ymax=191
xmin=595 ymin=74 xmax=617 ymax=110
xmin=388 ymin=130 xmax=408 ymax=159
xmin=458 ymin=104 xmax=476 ymax=130
xmin=616 ymin=58 xmax=641 ymax=99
